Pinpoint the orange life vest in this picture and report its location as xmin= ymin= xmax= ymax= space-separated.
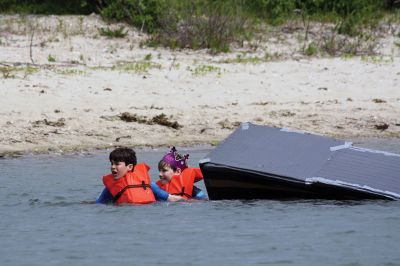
xmin=103 ymin=163 xmax=156 ymax=205
xmin=156 ymin=168 xmax=203 ymax=199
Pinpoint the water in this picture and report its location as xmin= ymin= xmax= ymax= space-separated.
xmin=1 ymin=145 xmax=400 ymax=266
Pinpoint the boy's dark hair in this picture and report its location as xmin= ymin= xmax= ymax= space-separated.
xmin=109 ymin=147 xmax=137 ymax=166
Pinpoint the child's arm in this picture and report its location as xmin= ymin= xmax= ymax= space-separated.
xmin=192 ymin=185 xmax=208 ymax=200
xmin=150 ymin=182 xmax=185 ymax=202
xmin=96 ymin=187 xmax=114 ymax=204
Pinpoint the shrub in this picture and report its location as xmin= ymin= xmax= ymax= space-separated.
xmin=243 ymin=0 xmax=386 ymax=36
xmin=243 ymin=0 xmax=297 ymax=25
xmin=304 ymin=42 xmax=318 ymax=56
xmin=149 ymin=0 xmax=250 ymax=53
xmin=1 ymin=0 xmax=399 ymax=54
xmin=98 ymin=26 xmax=127 ymax=38
xmin=0 ymin=0 xmax=98 ymax=14
xmin=100 ymin=0 xmax=166 ymax=33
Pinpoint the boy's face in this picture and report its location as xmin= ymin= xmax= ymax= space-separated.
xmin=110 ymin=160 xmax=133 ymax=180
xmin=158 ymin=166 xmax=179 ymax=184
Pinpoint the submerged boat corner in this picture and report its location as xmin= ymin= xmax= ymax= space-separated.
xmin=200 ymin=123 xmax=400 ymax=200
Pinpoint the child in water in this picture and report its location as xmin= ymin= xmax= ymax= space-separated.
xmin=96 ymin=147 xmax=184 ymax=204
xmin=155 ymin=147 xmax=207 ymax=200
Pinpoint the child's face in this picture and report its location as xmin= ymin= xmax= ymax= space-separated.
xmin=110 ymin=160 xmax=133 ymax=180
xmin=158 ymin=166 xmax=178 ymax=184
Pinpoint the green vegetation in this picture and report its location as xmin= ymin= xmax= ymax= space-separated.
xmin=0 ymin=0 xmax=97 ymax=14
xmin=0 ymin=66 xmax=15 ymax=78
xmin=99 ymin=0 xmax=163 ymax=34
xmin=112 ymin=61 xmax=162 ymax=73
xmin=305 ymin=42 xmax=318 ymax=56
xmin=47 ymin=54 xmax=56 ymax=62
xmin=219 ymin=52 xmax=280 ymax=64
xmin=144 ymin=53 xmax=152 ymax=61
xmin=24 ymin=65 xmax=39 ymax=75
xmin=220 ymin=55 xmax=263 ymax=64
xmin=360 ymin=55 xmax=394 ymax=64
xmin=1 ymin=0 xmax=399 ymax=54
xmin=98 ymin=26 xmax=127 ymax=38
xmin=190 ymin=64 xmax=222 ymax=76
xmin=0 ymin=65 xmax=39 ymax=79
xmin=153 ymin=1 xmax=247 ymax=53
xmin=53 ymin=68 xmax=86 ymax=75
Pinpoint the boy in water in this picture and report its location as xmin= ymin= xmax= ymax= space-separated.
xmin=96 ymin=147 xmax=183 ymax=204
xmin=155 ymin=147 xmax=207 ymax=200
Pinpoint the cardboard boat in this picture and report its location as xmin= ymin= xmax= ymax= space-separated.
xmin=200 ymin=123 xmax=400 ymax=200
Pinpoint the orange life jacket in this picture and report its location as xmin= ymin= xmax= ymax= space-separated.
xmin=156 ymin=168 xmax=203 ymax=199
xmin=103 ymin=163 xmax=156 ymax=205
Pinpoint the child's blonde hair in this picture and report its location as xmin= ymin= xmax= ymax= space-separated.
xmin=158 ymin=160 xmax=174 ymax=171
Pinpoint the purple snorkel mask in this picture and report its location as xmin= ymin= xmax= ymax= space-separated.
xmin=162 ymin=147 xmax=189 ymax=171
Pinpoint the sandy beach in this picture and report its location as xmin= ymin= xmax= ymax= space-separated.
xmin=1 ymin=15 xmax=400 ymax=157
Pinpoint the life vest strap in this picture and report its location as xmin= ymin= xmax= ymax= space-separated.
xmin=113 ymin=181 xmax=151 ymax=202
xmin=171 ymin=186 xmax=192 ymax=198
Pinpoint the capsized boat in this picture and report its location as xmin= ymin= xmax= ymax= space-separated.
xmin=199 ymin=123 xmax=400 ymax=200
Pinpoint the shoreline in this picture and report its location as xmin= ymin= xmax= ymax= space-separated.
xmin=1 ymin=15 xmax=400 ymax=157
xmin=0 ymin=141 xmax=215 ymax=158
xmin=0 ymin=142 xmax=215 ymax=158
xmin=2 ymin=136 xmax=400 ymax=159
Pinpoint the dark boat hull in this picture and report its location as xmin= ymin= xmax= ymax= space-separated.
xmin=201 ymin=164 xmax=388 ymax=200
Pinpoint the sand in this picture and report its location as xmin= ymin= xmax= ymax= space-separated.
xmin=1 ymin=15 xmax=400 ymax=157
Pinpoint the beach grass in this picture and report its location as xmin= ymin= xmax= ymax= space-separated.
xmin=1 ymin=1 xmax=398 ymax=55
